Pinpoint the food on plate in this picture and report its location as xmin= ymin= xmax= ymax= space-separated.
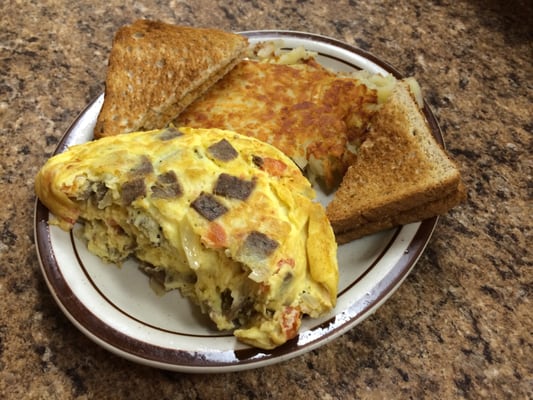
xmin=34 ymin=127 xmax=338 ymax=349
xmin=94 ymin=20 xmax=248 ymax=138
xmin=90 ymin=20 xmax=464 ymax=243
xmin=175 ymin=50 xmax=380 ymax=192
xmin=326 ymin=81 xmax=466 ymax=243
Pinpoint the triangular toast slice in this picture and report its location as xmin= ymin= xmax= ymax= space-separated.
xmin=326 ymin=81 xmax=465 ymax=240
xmin=94 ymin=20 xmax=248 ymax=138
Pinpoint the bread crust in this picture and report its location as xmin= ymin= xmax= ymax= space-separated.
xmin=94 ymin=20 xmax=248 ymax=138
xmin=327 ymin=81 xmax=465 ymax=239
xmin=334 ymin=181 xmax=466 ymax=243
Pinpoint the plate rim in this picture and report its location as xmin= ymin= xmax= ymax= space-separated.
xmin=34 ymin=29 xmax=440 ymax=372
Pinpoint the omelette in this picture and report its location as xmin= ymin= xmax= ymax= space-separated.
xmin=35 ymin=127 xmax=338 ymax=349
xmin=175 ymin=57 xmax=379 ymax=192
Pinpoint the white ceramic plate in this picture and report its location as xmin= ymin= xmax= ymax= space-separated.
xmin=34 ymin=31 xmax=441 ymax=373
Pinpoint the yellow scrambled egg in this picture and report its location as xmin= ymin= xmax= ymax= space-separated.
xmin=35 ymin=127 xmax=338 ymax=349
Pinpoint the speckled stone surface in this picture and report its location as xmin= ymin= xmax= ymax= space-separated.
xmin=1 ymin=0 xmax=531 ymax=398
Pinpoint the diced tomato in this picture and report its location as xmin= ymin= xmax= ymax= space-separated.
xmin=258 ymin=282 xmax=270 ymax=295
xmin=106 ymin=218 xmax=124 ymax=233
xmin=262 ymin=157 xmax=287 ymax=177
xmin=281 ymin=306 xmax=301 ymax=340
xmin=277 ymin=258 xmax=295 ymax=271
xmin=204 ymin=222 xmax=227 ymax=248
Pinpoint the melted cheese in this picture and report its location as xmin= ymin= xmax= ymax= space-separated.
xmin=35 ymin=127 xmax=338 ymax=349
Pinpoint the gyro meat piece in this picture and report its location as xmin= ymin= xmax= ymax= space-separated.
xmin=191 ymin=192 xmax=228 ymax=221
xmin=207 ymin=139 xmax=239 ymax=161
xmin=213 ymin=173 xmax=256 ymax=200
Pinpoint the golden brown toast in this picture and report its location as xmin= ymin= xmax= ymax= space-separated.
xmin=334 ymin=182 xmax=466 ymax=243
xmin=94 ymin=20 xmax=248 ymax=138
xmin=326 ymin=81 xmax=465 ymax=240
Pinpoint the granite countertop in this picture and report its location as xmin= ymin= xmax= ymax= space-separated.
xmin=1 ymin=0 xmax=531 ymax=398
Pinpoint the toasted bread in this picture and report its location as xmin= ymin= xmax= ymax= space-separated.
xmin=94 ymin=20 xmax=248 ymax=138
xmin=326 ymin=81 xmax=465 ymax=241
xmin=334 ymin=181 xmax=466 ymax=243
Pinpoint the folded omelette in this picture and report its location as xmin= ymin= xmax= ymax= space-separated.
xmin=35 ymin=127 xmax=338 ymax=349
